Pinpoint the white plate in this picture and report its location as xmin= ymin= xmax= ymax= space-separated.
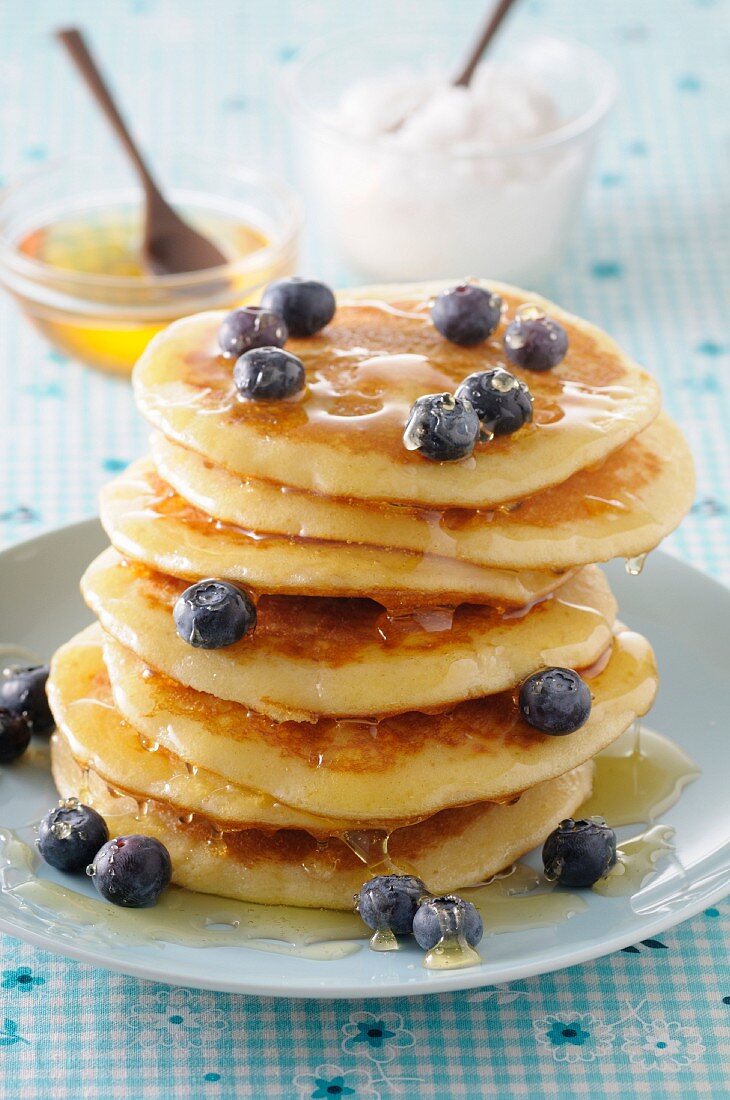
xmin=0 ymin=519 xmax=728 ymax=998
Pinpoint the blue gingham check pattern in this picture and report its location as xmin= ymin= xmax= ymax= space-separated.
xmin=0 ymin=1 xmax=728 ymax=1097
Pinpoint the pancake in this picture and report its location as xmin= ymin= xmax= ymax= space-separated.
xmin=51 ymin=729 xmax=593 ymax=909
xmin=82 ymin=548 xmax=617 ymax=722
xmin=133 ymin=281 xmax=661 ymax=508
xmin=152 ymin=412 xmax=694 ymax=572
xmin=104 ymin=625 xmax=657 ymax=821
xmin=48 ymin=627 xmax=367 ymax=833
xmin=99 ymin=458 xmax=570 ymax=609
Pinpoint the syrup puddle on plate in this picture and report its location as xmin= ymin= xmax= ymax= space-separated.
xmin=0 ymin=725 xmax=699 ymax=967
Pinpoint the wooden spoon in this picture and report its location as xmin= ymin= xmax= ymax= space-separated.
xmin=388 ymin=0 xmax=520 ymax=132
xmin=452 ymin=0 xmax=519 ymax=87
xmin=56 ymin=27 xmax=226 ymax=276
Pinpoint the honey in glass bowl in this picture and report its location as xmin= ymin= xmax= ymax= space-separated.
xmin=0 ymin=155 xmax=302 ymax=375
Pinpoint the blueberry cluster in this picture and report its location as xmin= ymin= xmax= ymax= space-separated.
xmin=355 ymin=874 xmax=483 ymax=955
xmin=218 ymin=277 xmax=335 ymax=403
xmin=37 ymin=798 xmax=172 ymax=908
xmin=0 ymin=664 xmax=54 ymax=764
xmin=405 ymin=284 xmax=569 ymax=461
xmin=430 ymin=283 xmax=569 ymax=372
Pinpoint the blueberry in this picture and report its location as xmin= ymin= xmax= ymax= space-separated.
xmin=261 ymin=277 xmax=336 ymax=337
xmin=431 ymin=284 xmax=503 ymax=346
xmin=504 ymin=310 xmax=568 ymax=371
xmin=174 ymin=579 xmax=256 ymax=649
xmin=233 ymin=347 xmax=305 ymax=401
xmin=519 ymin=667 xmax=592 ymax=735
xmin=0 ymin=708 xmax=32 ymax=763
xmin=455 ymin=368 xmax=533 ymax=437
xmin=412 ymin=895 xmax=483 ymax=950
xmin=403 ymin=392 xmax=480 ymax=461
xmin=0 ymin=664 xmax=53 ymax=735
xmin=355 ymin=874 xmax=427 ymax=935
xmin=542 ymin=817 xmax=617 ymax=887
xmin=37 ymin=798 xmax=109 ymax=873
xmin=218 ymin=306 xmax=287 ymax=357
xmin=87 ymin=834 xmax=172 ymax=908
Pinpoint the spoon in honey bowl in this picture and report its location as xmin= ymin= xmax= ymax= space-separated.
xmin=55 ymin=27 xmax=226 ymax=276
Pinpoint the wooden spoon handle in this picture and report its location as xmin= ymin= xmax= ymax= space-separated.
xmin=452 ymin=0 xmax=519 ymax=87
xmin=56 ymin=27 xmax=163 ymax=203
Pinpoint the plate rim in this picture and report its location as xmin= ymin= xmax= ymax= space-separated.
xmin=0 ymin=517 xmax=728 ymax=999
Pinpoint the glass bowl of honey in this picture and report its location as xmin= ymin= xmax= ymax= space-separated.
xmin=0 ymin=154 xmax=302 ymax=374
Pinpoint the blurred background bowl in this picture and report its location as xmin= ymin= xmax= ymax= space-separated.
xmin=287 ymin=31 xmax=617 ymax=287
xmin=0 ymin=153 xmax=302 ymax=375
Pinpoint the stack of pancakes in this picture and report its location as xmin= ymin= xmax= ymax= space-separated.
xmin=47 ymin=281 xmax=694 ymax=910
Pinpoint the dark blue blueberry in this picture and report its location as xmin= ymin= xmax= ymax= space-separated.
xmin=218 ymin=306 xmax=287 ymax=357
xmin=233 ymin=347 xmax=305 ymax=401
xmin=1 ymin=664 xmax=53 ymax=735
xmin=0 ymin=708 xmax=32 ymax=763
xmin=430 ymin=284 xmax=503 ymax=346
xmin=403 ymin=393 xmax=480 ymax=461
xmin=542 ymin=817 xmax=617 ymax=887
xmin=455 ymin=368 xmax=533 ymax=437
xmin=412 ymin=895 xmax=483 ymax=950
xmin=504 ymin=312 xmax=568 ymax=371
xmin=37 ymin=798 xmax=109 ymax=873
xmin=174 ymin=579 xmax=256 ymax=649
xmin=87 ymin=834 xmax=172 ymax=907
xmin=355 ymin=874 xmax=427 ymax=935
xmin=519 ymin=667 xmax=591 ymax=735
xmin=261 ymin=277 xmax=336 ymax=337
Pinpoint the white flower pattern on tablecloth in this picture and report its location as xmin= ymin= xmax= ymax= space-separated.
xmin=621 ymin=1017 xmax=706 ymax=1071
xmin=533 ymin=1012 xmax=616 ymax=1063
xmin=128 ymin=988 xmax=228 ymax=1049
xmin=293 ymin=1063 xmax=380 ymax=1099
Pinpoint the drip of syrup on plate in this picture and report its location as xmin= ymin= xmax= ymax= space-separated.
xmin=593 ymin=825 xmax=677 ymax=897
xmin=580 ymin=724 xmax=700 ymax=827
xmin=625 ymin=552 xmax=648 ymax=576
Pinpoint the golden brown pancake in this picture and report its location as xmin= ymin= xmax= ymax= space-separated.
xmin=99 ymin=458 xmax=570 ymax=609
xmin=51 ymin=730 xmax=593 ymax=909
xmin=82 ymin=548 xmax=616 ymax=722
xmin=47 ymin=628 xmax=367 ymax=833
xmin=99 ymin=624 xmax=657 ymax=821
xmin=151 ymin=411 xmax=693 ymax=571
xmin=133 ymin=281 xmax=661 ymax=507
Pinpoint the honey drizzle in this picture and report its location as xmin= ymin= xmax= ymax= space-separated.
xmin=422 ymin=899 xmax=482 ymax=970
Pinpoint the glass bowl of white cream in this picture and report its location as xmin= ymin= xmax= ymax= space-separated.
xmin=287 ymin=31 xmax=617 ymax=286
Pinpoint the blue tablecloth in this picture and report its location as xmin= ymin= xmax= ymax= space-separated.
xmin=0 ymin=1 xmax=728 ymax=1097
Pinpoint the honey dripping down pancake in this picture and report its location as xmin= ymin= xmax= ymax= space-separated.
xmin=45 ymin=275 xmax=696 ymax=920
xmin=133 ymin=281 xmax=661 ymax=508
xmin=151 ymin=410 xmax=694 ymax=573
xmin=81 ymin=549 xmax=617 ymax=722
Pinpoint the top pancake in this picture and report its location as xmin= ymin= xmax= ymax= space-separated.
xmin=133 ymin=280 xmax=661 ymax=508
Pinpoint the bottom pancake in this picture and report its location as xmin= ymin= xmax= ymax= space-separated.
xmin=51 ymin=732 xmax=593 ymax=910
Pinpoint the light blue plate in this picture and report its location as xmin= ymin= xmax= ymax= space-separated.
xmin=0 ymin=519 xmax=728 ymax=998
